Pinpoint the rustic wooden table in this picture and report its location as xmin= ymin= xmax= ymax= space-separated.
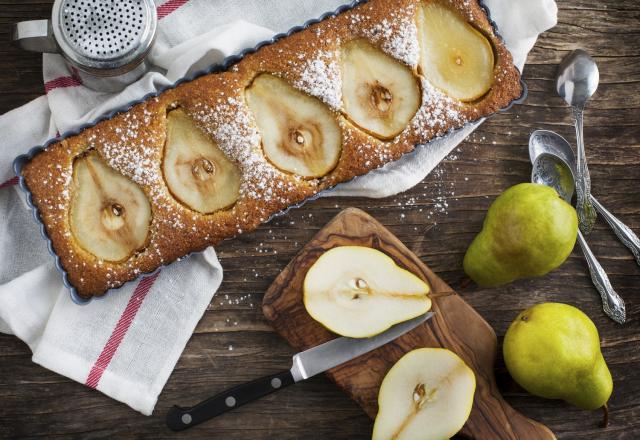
xmin=1 ymin=1 xmax=639 ymax=438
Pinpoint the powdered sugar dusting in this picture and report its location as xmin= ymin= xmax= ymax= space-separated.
xmin=293 ymin=51 xmax=342 ymax=110
xmin=97 ymin=112 xmax=160 ymax=190
xmin=189 ymin=96 xmax=301 ymax=207
xmin=408 ymin=79 xmax=465 ymax=138
xmin=352 ymin=7 xmax=420 ymax=68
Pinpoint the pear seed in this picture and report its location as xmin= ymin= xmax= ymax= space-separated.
xmin=192 ymin=158 xmax=215 ymax=181
xmin=294 ymin=131 xmax=306 ymax=146
xmin=111 ymin=203 xmax=124 ymax=217
xmin=355 ymin=278 xmax=368 ymax=289
xmin=413 ymin=383 xmax=426 ymax=407
xmin=371 ymin=84 xmax=393 ymax=113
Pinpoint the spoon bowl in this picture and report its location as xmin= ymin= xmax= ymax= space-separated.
xmin=529 ymin=130 xmax=575 ymax=169
xmin=556 ymin=49 xmax=600 ymax=109
xmin=531 ymin=153 xmax=575 ymax=203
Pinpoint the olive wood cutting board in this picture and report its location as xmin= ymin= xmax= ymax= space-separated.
xmin=262 ymin=208 xmax=555 ymax=439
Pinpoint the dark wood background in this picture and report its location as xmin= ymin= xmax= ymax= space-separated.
xmin=1 ymin=1 xmax=639 ymax=438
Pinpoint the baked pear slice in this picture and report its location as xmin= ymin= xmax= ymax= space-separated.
xmin=163 ymin=109 xmax=241 ymax=213
xmin=70 ymin=151 xmax=152 ymax=262
xmin=303 ymin=246 xmax=431 ymax=338
xmin=373 ymin=348 xmax=476 ymax=440
xmin=417 ymin=1 xmax=495 ymax=101
xmin=245 ymin=73 xmax=342 ymax=178
xmin=341 ymin=39 xmax=421 ymax=139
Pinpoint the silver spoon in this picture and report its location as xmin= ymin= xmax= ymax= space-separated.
xmin=532 ymin=152 xmax=626 ymax=324
xmin=530 ymin=130 xmax=640 ymax=266
xmin=557 ymin=49 xmax=599 ymax=235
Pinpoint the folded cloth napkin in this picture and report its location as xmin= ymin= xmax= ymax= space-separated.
xmin=0 ymin=0 xmax=557 ymax=415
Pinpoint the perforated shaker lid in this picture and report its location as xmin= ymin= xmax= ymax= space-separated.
xmin=52 ymin=0 xmax=157 ymax=75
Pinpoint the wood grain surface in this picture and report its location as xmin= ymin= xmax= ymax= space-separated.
xmin=263 ymin=207 xmax=556 ymax=439
xmin=1 ymin=1 xmax=639 ymax=439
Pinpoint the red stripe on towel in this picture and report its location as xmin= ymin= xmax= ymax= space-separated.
xmin=0 ymin=176 xmax=18 ymax=189
xmin=158 ymin=0 xmax=190 ymax=19
xmin=44 ymin=75 xmax=83 ymax=93
xmin=85 ymin=272 xmax=160 ymax=389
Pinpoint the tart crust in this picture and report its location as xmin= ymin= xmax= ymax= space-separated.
xmin=21 ymin=0 xmax=522 ymax=298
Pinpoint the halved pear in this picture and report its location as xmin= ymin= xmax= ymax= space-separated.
xmin=373 ymin=348 xmax=476 ymax=440
xmin=70 ymin=152 xmax=152 ymax=262
xmin=341 ymin=39 xmax=421 ymax=139
xmin=417 ymin=2 xmax=494 ymax=101
xmin=303 ymin=246 xmax=431 ymax=338
xmin=245 ymin=73 xmax=342 ymax=178
xmin=163 ymin=109 xmax=241 ymax=213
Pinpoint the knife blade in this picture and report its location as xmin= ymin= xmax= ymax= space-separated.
xmin=290 ymin=311 xmax=434 ymax=382
xmin=166 ymin=312 xmax=434 ymax=431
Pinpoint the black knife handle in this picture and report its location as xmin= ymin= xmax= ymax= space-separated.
xmin=166 ymin=370 xmax=295 ymax=431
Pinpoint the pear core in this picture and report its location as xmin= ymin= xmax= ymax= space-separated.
xmin=372 ymin=348 xmax=476 ymax=440
xmin=303 ymin=246 xmax=431 ymax=338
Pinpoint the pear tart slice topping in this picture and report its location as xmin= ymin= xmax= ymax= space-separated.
xmin=245 ymin=73 xmax=342 ymax=178
xmin=303 ymin=246 xmax=431 ymax=338
xmin=418 ymin=1 xmax=495 ymax=102
xmin=163 ymin=109 xmax=241 ymax=214
xmin=70 ymin=152 xmax=152 ymax=262
xmin=341 ymin=39 xmax=421 ymax=139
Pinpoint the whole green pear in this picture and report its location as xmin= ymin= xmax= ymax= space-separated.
xmin=503 ymin=303 xmax=612 ymax=411
xmin=463 ymin=183 xmax=578 ymax=287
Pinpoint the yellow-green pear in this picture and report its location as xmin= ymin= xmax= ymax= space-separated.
xmin=463 ymin=183 xmax=578 ymax=287
xmin=503 ymin=303 xmax=612 ymax=412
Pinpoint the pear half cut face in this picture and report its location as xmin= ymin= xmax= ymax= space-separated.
xmin=163 ymin=109 xmax=241 ymax=214
xmin=245 ymin=73 xmax=342 ymax=178
xmin=303 ymin=246 xmax=431 ymax=338
xmin=418 ymin=2 xmax=495 ymax=102
xmin=341 ymin=39 xmax=421 ymax=139
xmin=70 ymin=152 xmax=152 ymax=262
xmin=373 ymin=348 xmax=476 ymax=440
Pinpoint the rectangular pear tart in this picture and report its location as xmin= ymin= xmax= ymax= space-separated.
xmin=19 ymin=0 xmax=522 ymax=299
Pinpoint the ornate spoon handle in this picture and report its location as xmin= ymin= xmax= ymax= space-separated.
xmin=591 ymin=196 xmax=640 ymax=266
xmin=573 ymin=107 xmax=597 ymax=234
xmin=576 ymin=230 xmax=626 ymax=324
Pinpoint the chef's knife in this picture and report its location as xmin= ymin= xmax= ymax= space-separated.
xmin=166 ymin=311 xmax=434 ymax=431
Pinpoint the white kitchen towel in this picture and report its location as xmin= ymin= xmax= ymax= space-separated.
xmin=0 ymin=0 xmax=557 ymax=416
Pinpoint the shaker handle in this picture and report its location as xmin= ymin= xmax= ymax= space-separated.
xmin=11 ymin=20 xmax=59 ymax=53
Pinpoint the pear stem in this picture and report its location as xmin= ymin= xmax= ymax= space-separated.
xmin=600 ymin=404 xmax=609 ymax=428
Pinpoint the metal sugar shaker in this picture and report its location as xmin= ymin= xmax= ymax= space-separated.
xmin=11 ymin=0 xmax=157 ymax=92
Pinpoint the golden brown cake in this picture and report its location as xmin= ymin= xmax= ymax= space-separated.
xmin=20 ymin=0 xmax=523 ymax=298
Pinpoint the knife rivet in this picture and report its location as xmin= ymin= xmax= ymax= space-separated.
xmin=271 ymin=378 xmax=282 ymax=389
xmin=225 ymin=396 xmax=236 ymax=407
xmin=181 ymin=414 xmax=192 ymax=425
